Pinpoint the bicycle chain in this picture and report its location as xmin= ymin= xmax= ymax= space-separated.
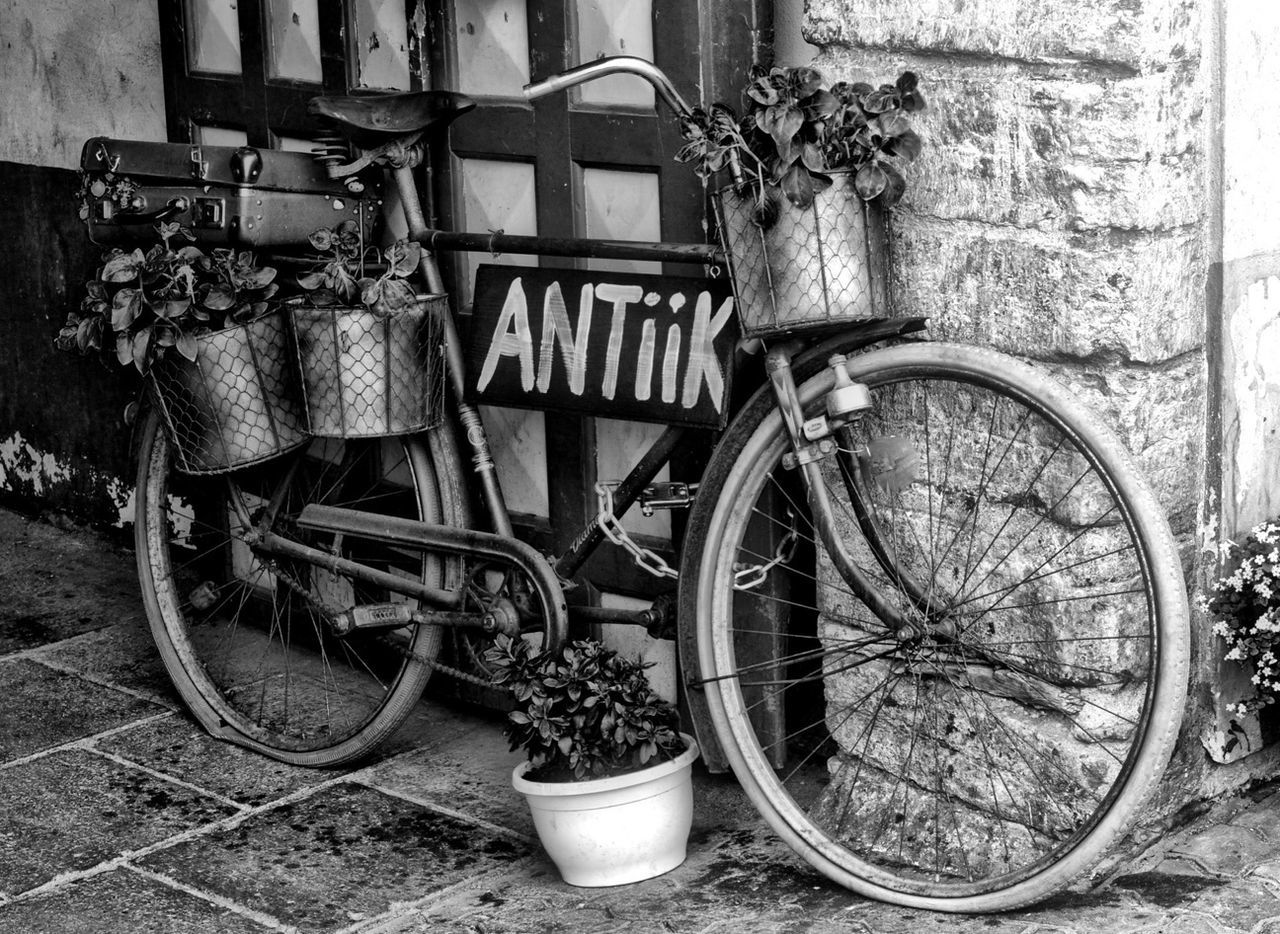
xmin=270 ymin=558 xmax=497 ymax=689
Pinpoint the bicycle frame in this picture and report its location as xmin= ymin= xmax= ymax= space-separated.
xmin=290 ymin=53 xmax=925 ymax=646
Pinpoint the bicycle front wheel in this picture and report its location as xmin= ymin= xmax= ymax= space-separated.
xmin=694 ymin=342 xmax=1188 ymax=912
xmin=135 ymin=408 xmax=460 ymax=766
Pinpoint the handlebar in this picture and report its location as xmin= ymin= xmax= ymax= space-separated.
xmin=522 ymin=56 xmax=695 ymax=119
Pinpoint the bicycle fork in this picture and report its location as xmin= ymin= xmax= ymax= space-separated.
xmin=764 ymin=345 xmax=924 ymax=641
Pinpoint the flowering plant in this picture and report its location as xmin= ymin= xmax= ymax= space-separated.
xmin=483 ymin=635 xmax=685 ymax=782
xmin=56 ymin=222 xmax=279 ymax=374
xmin=675 ymin=64 xmax=924 ymax=215
xmin=297 ymin=220 xmax=421 ymax=315
xmin=1206 ymin=518 xmax=1280 ymax=716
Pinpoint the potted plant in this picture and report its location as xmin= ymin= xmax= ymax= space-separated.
xmin=56 ymin=222 xmax=307 ymax=473
xmin=291 ymin=220 xmax=443 ymax=438
xmin=1206 ymin=517 xmax=1280 ymax=717
xmin=676 ymin=65 xmax=925 ymax=336
xmin=484 ymin=635 xmax=700 ymax=887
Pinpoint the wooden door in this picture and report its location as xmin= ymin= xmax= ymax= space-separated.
xmin=422 ymin=2 xmax=768 ymax=659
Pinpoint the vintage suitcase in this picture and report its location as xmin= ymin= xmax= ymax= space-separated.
xmin=80 ymin=137 xmax=382 ymax=249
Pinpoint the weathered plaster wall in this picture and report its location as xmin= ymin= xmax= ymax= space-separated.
xmin=799 ymin=0 xmax=1221 ymax=807
xmin=0 ymin=0 xmax=165 ymax=522
xmin=1199 ymin=1 xmax=1280 ymax=766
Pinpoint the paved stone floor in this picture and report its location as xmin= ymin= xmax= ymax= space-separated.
xmin=4 ymin=506 xmax=1280 ymax=933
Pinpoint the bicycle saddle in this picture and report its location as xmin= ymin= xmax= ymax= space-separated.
xmin=308 ymin=90 xmax=475 ymax=137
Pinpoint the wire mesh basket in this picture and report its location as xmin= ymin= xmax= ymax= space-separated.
xmin=290 ymin=295 xmax=445 ymax=438
xmin=149 ymin=311 xmax=310 ymax=475
xmin=715 ymin=172 xmax=890 ymax=338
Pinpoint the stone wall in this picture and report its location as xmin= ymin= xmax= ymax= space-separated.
xmin=798 ymin=0 xmax=1223 ymax=807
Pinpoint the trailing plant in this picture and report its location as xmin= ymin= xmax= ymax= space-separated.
xmin=297 ymin=219 xmax=421 ymax=315
xmin=676 ymin=64 xmax=924 ymax=215
xmin=484 ymin=635 xmax=685 ymax=782
xmin=1205 ymin=517 xmax=1280 ymax=716
xmin=56 ymin=222 xmax=278 ymax=374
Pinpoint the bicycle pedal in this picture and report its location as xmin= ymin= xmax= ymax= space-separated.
xmin=333 ymin=602 xmax=415 ymax=636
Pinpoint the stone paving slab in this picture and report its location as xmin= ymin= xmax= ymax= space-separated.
xmin=95 ymin=714 xmax=344 ymax=809
xmin=357 ymin=715 xmax=535 ymax=837
xmin=0 ymin=748 xmax=238 ymax=896
xmin=137 ymin=781 xmax=532 ymax=933
xmin=28 ymin=620 xmax=179 ymax=704
xmin=0 ymin=658 xmax=165 ymax=760
xmin=0 ymin=868 xmax=272 ymax=934
xmin=0 ymin=511 xmax=137 ymax=656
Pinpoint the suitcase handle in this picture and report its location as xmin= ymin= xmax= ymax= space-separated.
xmin=115 ymin=197 xmax=189 ymax=225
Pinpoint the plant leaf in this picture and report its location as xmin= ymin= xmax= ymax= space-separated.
xmin=883 ymin=128 xmax=922 ymax=161
xmin=101 ymin=251 xmax=140 ymax=283
xmin=377 ymin=278 xmax=416 ymax=314
xmin=111 ymin=289 xmax=141 ymax=332
xmin=115 ymin=332 xmax=132 ymax=365
xmin=175 ymin=330 xmax=199 ymax=362
xmin=386 ymin=240 xmax=421 ymax=277
xmin=132 ymin=328 xmax=152 ymax=374
xmin=780 ymin=163 xmax=816 ymax=208
xmin=874 ymin=162 xmax=907 ymax=207
xmin=855 ymin=162 xmax=889 ymax=200
xmin=202 ymin=285 xmax=235 ymax=311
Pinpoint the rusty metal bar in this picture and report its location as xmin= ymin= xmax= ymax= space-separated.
xmin=415 ymin=228 xmax=723 ymax=266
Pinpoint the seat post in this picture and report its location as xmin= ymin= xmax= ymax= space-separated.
xmin=391 ymin=162 xmax=516 ymax=540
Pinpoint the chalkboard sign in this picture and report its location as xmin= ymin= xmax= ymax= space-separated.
xmin=466 ymin=265 xmax=737 ymax=428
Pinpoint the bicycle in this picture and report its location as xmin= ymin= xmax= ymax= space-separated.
xmin=128 ymin=56 xmax=1190 ymax=913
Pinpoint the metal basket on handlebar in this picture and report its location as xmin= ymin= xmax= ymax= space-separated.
xmin=149 ymin=310 xmax=310 ymax=475
xmin=715 ymin=172 xmax=890 ymax=339
xmin=290 ymin=295 xmax=445 ymax=438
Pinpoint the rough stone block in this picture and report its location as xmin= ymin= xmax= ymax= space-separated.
xmin=890 ymin=217 xmax=1205 ymax=362
xmin=1042 ymin=355 xmax=1204 ymax=525
xmin=805 ymin=50 xmax=1205 ymax=232
xmin=804 ymin=0 xmax=1200 ymax=70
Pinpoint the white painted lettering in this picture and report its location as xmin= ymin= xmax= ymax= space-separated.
xmin=535 ymin=282 xmax=593 ymax=395
xmin=595 ymin=283 xmax=644 ymax=400
xmin=661 ymin=324 xmax=682 ymax=404
xmin=477 ymin=278 xmax=536 ymax=393
xmin=680 ymin=292 xmax=734 ymax=411
xmin=635 ymin=318 xmax=656 ymax=401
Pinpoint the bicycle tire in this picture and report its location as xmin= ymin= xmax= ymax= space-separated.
xmin=135 ymin=407 xmax=464 ymax=767
xmin=693 ymin=341 xmax=1188 ymax=912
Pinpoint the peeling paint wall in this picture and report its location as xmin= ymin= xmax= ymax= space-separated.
xmin=0 ymin=0 xmax=166 ymax=170
xmin=0 ymin=1 xmax=164 ymax=523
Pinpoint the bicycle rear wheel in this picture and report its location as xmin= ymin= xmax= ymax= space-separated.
xmin=694 ymin=342 xmax=1188 ymax=912
xmin=135 ymin=407 xmax=460 ymax=766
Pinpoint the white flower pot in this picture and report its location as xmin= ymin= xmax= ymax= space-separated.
xmin=512 ymin=734 xmax=700 ymax=887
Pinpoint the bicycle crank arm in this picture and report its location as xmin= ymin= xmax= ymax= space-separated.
xmin=292 ymin=504 xmax=569 ymax=650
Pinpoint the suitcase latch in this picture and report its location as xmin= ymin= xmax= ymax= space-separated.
xmin=189 ymin=146 xmax=208 ymax=180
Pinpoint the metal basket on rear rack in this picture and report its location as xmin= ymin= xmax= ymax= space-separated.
xmin=714 ymin=172 xmax=890 ymax=339
xmin=289 ymin=295 xmax=446 ymax=439
xmin=149 ymin=310 xmax=310 ymax=475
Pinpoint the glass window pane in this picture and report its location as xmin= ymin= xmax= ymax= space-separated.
xmin=267 ymin=0 xmax=323 ymax=83
xmin=596 ymin=419 xmax=670 ymax=538
xmin=351 ymin=0 xmax=410 ymax=89
xmin=462 ymin=158 xmax=546 ymax=519
xmin=197 ymin=125 xmax=249 ymax=147
xmin=574 ymin=0 xmax=653 ymax=107
xmin=277 ymin=135 xmax=318 ymax=152
xmin=582 ymin=167 xmax=661 ymax=275
xmin=186 ymin=0 xmax=242 ymax=76
xmin=455 ymin=0 xmax=530 ymax=97
xmin=460 ymin=158 xmax=539 ymax=303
